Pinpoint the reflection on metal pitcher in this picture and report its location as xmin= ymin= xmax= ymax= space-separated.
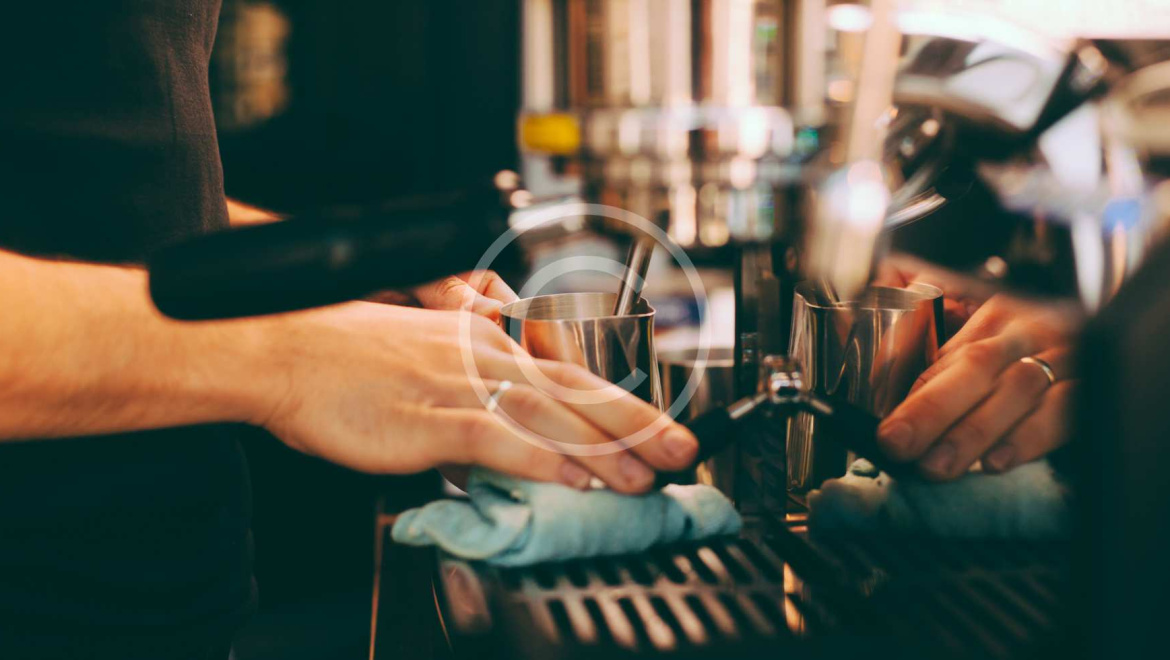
xmin=499 ymin=292 xmax=663 ymax=409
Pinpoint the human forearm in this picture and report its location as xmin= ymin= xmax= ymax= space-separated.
xmin=0 ymin=249 xmax=702 ymax=492
xmin=0 ymin=251 xmax=279 ymax=441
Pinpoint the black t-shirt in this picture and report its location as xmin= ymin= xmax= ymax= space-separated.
xmin=0 ymin=0 xmax=254 ymax=653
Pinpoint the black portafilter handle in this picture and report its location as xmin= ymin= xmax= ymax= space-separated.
xmin=794 ymin=393 xmax=919 ymax=481
xmin=148 ymin=189 xmax=510 ymax=321
xmin=653 ymin=406 xmax=739 ymax=489
xmin=656 ymin=390 xmax=918 ymax=488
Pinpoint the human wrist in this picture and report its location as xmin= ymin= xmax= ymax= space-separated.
xmin=192 ymin=312 xmax=301 ymax=428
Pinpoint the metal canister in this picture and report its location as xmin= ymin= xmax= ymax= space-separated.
xmin=499 ymin=292 xmax=662 ymax=409
xmin=658 ymin=347 xmax=737 ymax=496
xmin=786 ymin=282 xmax=943 ymax=499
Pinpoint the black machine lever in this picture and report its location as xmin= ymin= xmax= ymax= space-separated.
xmin=657 ymin=390 xmax=917 ymax=488
xmin=791 ymin=393 xmax=917 ymax=481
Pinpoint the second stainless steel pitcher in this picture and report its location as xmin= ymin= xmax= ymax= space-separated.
xmin=787 ymin=282 xmax=944 ymax=498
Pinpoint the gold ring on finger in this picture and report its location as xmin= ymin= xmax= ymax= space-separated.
xmin=485 ymin=380 xmax=514 ymax=413
xmin=1018 ymin=356 xmax=1057 ymax=387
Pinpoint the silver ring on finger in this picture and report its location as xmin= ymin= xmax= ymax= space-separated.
xmin=485 ymin=380 xmax=514 ymax=413
xmin=1018 ymin=356 xmax=1057 ymax=387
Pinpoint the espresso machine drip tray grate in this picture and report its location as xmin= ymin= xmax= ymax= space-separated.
xmin=431 ymin=527 xmax=1071 ymax=660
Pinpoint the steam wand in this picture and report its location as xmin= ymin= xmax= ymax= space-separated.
xmin=612 ymin=238 xmax=655 ymax=316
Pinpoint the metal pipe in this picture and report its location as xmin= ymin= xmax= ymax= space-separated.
xmin=612 ymin=237 xmax=655 ymax=316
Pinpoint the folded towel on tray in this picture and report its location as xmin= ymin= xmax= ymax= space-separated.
xmin=807 ymin=458 xmax=1071 ymax=538
xmin=391 ymin=469 xmax=742 ymax=566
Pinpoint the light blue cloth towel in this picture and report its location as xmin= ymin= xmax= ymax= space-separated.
xmin=391 ymin=469 xmax=743 ymax=566
xmin=807 ymin=458 xmax=1072 ymax=538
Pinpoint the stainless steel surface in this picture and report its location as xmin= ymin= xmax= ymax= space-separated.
xmin=499 ymin=292 xmax=663 ymax=409
xmin=425 ymin=527 xmax=1071 ymax=659
xmin=658 ymin=346 xmax=736 ymax=494
xmin=731 ymin=243 xmax=791 ymax=519
xmin=1089 ymin=60 xmax=1170 ymax=309
xmin=893 ymin=9 xmax=1073 ymax=135
xmin=973 ymin=53 xmax=1167 ymax=311
xmin=1102 ymin=60 xmax=1170 ymax=157
xmin=727 ymin=392 xmax=770 ymax=420
xmin=837 ymin=0 xmax=902 ymax=165
xmin=805 ymin=0 xmax=899 ymax=300
xmin=786 ymin=281 xmax=942 ymax=497
xmin=808 ymin=8 xmax=1101 ymax=300
xmin=520 ymin=0 xmax=822 ymax=248
xmin=519 ymin=0 xmax=1107 ymax=277
xmin=811 ymin=276 xmax=840 ymax=306
xmin=659 ymin=347 xmax=735 ymax=423
xmin=761 ymin=353 xmax=805 ymax=405
xmin=805 ymin=160 xmax=892 ymax=301
xmin=612 ymin=238 xmax=654 ymax=316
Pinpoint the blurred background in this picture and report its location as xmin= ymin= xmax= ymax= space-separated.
xmin=213 ymin=0 xmax=520 ymax=210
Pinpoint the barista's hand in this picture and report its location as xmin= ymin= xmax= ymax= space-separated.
xmin=254 ymin=302 xmax=696 ymax=493
xmin=876 ymin=294 xmax=1081 ymax=481
xmin=370 ymin=270 xmax=518 ymax=321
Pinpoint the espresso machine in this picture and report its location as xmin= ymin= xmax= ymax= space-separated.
xmin=393 ymin=3 xmax=1155 ymax=659
xmin=147 ymin=2 xmax=1169 ymax=658
xmin=507 ymin=0 xmax=1122 ymax=519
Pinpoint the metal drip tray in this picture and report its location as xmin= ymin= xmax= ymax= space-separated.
xmin=429 ymin=526 xmax=1070 ymax=660
xmin=805 ymin=533 xmax=1070 ymax=659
